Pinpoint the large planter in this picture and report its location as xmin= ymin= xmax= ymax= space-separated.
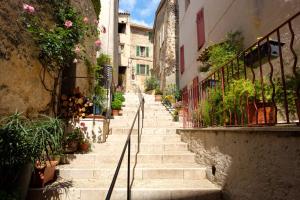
xmin=31 ymin=161 xmax=58 ymax=188
xmin=248 ymin=102 xmax=276 ymax=125
xmin=112 ymin=109 xmax=120 ymax=116
xmin=155 ymin=95 xmax=162 ymax=102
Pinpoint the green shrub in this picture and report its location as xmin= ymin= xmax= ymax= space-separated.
xmin=114 ymin=92 xmax=125 ymax=102
xmin=145 ymin=77 xmax=159 ymax=92
xmin=111 ymin=99 xmax=122 ymax=110
xmin=155 ymin=88 xmax=163 ymax=95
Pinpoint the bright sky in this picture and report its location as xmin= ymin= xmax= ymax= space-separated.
xmin=119 ymin=0 xmax=160 ymax=28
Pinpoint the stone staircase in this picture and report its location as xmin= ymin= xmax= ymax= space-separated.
xmin=27 ymin=93 xmax=221 ymax=200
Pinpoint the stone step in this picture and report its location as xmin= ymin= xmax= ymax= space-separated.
xmin=137 ymin=153 xmax=195 ymax=164
xmin=57 ymin=164 xmax=206 ymax=180
xmin=27 ymin=179 xmax=221 ymax=200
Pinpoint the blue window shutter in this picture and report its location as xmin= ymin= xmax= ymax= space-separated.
xmin=136 ymin=46 xmax=140 ymax=56
xmin=136 ymin=64 xmax=140 ymax=75
xmin=146 ymin=47 xmax=149 ymax=57
xmin=146 ymin=65 xmax=149 ymax=75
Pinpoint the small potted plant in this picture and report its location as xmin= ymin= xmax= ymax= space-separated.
xmin=111 ymin=99 xmax=122 ymax=116
xmin=173 ymin=110 xmax=179 ymax=122
xmin=63 ymin=128 xmax=81 ymax=153
xmin=154 ymin=89 xmax=163 ymax=102
xmin=79 ymin=138 xmax=91 ymax=153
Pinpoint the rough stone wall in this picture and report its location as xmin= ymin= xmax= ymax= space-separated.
xmin=0 ymin=0 xmax=97 ymax=117
xmin=153 ymin=0 xmax=178 ymax=90
xmin=178 ymin=128 xmax=300 ymax=200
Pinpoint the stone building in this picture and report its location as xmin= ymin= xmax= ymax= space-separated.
xmin=0 ymin=0 xmax=98 ymax=116
xmin=118 ymin=12 xmax=153 ymax=92
xmin=153 ymin=0 xmax=179 ymax=90
xmin=179 ymin=0 xmax=300 ymax=91
xmin=98 ymin=0 xmax=119 ymax=84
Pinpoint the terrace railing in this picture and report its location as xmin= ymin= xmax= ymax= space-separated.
xmin=183 ymin=12 xmax=300 ymax=128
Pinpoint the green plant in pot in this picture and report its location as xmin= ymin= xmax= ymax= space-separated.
xmin=0 ymin=112 xmax=35 ymax=198
xmin=63 ymin=128 xmax=82 ymax=154
xmin=172 ymin=110 xmax=179 ymax=122
xmin=111 ymin=99 xmax=122 ymax=116
xmin=30 ymin=116 xmax=64 ymax=188
xmin=154 ymin=88 xmax=163 ymax=101
xmin=224 ymin=79 xmax=255 ymax=125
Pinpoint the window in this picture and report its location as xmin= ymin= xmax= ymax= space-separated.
xmin=148 ymin=31 xmax=153 ymax=41
xmin=180 ymin=45 xmax=185 ymax=74
xmin=136 ymin=46 xmax=149 ymax=57
xmin=118 ymin=23 xmax=126 ymax=33
xmin=185 ymin=0 xmax=190 ymax=11
xmin=196 ymin=8 xmax=205 ymax=49
xmin=136 ymin=64 xmax=150 ymax=76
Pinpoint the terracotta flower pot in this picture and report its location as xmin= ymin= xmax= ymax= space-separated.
xmin=80 ymin=143 xmax=90 ymax=152
xmin=112 ymin=109 xmax=120 ymax=116
xmin=155 ymin=95 xmax=162 ymax=102
xmin=31 ymin=160 xmax=58 ymax=188
xmin=248 ymin=102 xmax=276 ymax=125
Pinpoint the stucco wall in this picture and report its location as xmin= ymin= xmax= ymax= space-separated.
xmin=0 ymin=0 xmax=97 ymax=117
xmin=178 ymin=0 xmax=300 ymax=89
xmin=178 ymin=128 xmax=300 ymax=200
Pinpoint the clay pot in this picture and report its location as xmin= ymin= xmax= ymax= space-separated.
xmin=112 ymin=109 xmax=120 ymax=116
xmin=155 ymin=95 xmax=162 ymax=102
xmin=248 ymin=102 xmax=276 ymax=125
xmin=80 ymin=143 xmax=90 ymax=152
xmin=31 ymin=161 xmax=58 ymax=188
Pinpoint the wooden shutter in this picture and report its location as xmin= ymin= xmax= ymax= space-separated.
xmin=136 ymin=46 xmax=140 ymax=56
xmin=146 ymin=47 xmax=149 ymax=57
xmin=136 ymin=64 xmax=140 ymax=75
xmin=196 ymin=8 xmax=205 ymax=50
xmin=180 ymin=45 xmax=185 ymax=74
xmin=182 ymin=86 xmax=188 ymax=106
xmin=146 ymin=65 xmax=150 ymax=75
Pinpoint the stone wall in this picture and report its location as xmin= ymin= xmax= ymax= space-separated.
xmin=153 ymin=0 xmax=178 ymax=90
xmin=0 ymin=0 xmax=97 ymax=117
xmin=178 ymin=127 xmax=300 ymax=200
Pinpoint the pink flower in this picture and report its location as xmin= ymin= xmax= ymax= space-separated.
xmin=73 ymin=58 xmax=78 ymax=63
xmin=95 ymin=39 xmax=101 ymax=47
xmin=80 ymin=122 xmax=85 ymax=127
xmin=93 ymin=19 xmax=98 ymax=24
xmin=83 ymin=17 xmax=89 ymax=23
xmin=23 ymin=3 xmax=35 ymax=13
xmin=74 ymin=46 xmax=81 ymax=53
xmin=64 ymin=20 xmax=73 ymax=28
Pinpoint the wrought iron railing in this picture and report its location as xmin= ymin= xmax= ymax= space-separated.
xmin=105 ymin=86 xmax=144 ymax=200
xmin=183 ymin=12 xmax=300 ymax=128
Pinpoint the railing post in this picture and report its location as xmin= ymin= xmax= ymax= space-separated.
xmin=127 ymin=136 xmax=131 ymax=200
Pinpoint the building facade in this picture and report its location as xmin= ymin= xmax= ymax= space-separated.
xmin=98 ymin=0 xmax=119 ymax=84
xmin=118 ymin=13 xmax=153 ymax=92
xmin=179 ymin=0 xmax=300 ymax=90
xmin=153 ymin=0 xmax=179 ymax=90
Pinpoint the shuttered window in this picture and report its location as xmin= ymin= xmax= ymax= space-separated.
xmin=180 ymin=45 xmax=185 ymax=74
xmin=146 ymin=47 xmax=149 ymax=57
xmin=136 ymin=64 xmax=150 ymax=76
xmin=136 ymin=46 xmax=140 ymax=56
xmin=196 ymin=8 xmax=205 ymax=50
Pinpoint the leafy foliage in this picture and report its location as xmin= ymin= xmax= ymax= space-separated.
xmin=114 ymin=92 xmax=125 ymax=102
xmin=91 ymin=0 xmax=101 ymax=19
xmin=199 ymin=31 xmax=244 ymax=72
xmin=145 ymin=76 xmax=159 ymax=92
xmin=111 ymin=99 xmax=122 ymax=110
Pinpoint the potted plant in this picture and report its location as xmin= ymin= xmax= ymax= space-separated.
xmin=154 ymin=88 xmax=163 ymax=101
xmin=63 ymin=128 xmax=81 ymax=153
xmin=111 ymin=99 xmax=122 ymax=116
xmin=30 ymin=116 xmax=64 ymax=188
xmin=79 ymin=138 xmax=91 ymax=153
xmin=0 ymin=112 xmax=35 ymax=199
xmin=173 ymin=110 xmax=179 ymax=122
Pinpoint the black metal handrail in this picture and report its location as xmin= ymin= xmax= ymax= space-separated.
xmin=105 ymin=89 xmax=144 ymax=200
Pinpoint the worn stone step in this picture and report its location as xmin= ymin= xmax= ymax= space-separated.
xmin=27 ymin=179 xmax=221 ymax=200
xmin=137 ymin=153 xmax=195 ymax=164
